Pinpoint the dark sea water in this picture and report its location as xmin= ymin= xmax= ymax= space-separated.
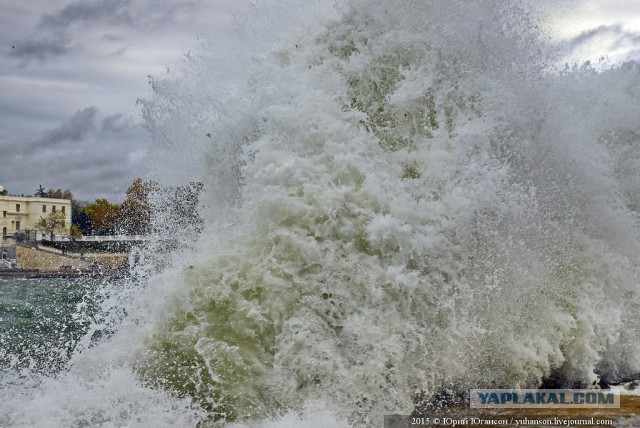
xmin=0 ymin=278 xmax=101 ymax=375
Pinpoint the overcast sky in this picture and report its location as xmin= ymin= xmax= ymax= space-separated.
xmin=0 ymin=0 xmax=237 ymax=201
xmin=1 ymin=0 xmax=639 ymax=202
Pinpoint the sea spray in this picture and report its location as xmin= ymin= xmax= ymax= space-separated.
xmin=2 ymin=0 xmax=640 ymax=426
xmin=136 ymin=0 xmax=640 ymax=424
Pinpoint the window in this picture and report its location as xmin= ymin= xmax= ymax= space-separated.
xmin=15 ymin=204 xmax=20 ymax=212
xmin=15 ymin=221 xmax=20 ymax=231
xmin=43 ymin=205 xmax=47 ymax=213
xmin=61 ymin=206 xmax=65 ymax=213
xmin=2 ymin=211 xmax=5 ymax=218
xmin=52 ymin=206 xmax=56 ymax=212
xmin=2 ymin=227 xmax=6 ymax=236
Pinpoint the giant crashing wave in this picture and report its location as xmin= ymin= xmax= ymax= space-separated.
xmin=132 ymin=0 xmax=640 ymax=425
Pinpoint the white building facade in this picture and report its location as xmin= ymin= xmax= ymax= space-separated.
xmin=0 ymin=194 xmax=72 ymax=241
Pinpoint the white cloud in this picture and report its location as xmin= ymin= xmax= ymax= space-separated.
xmin=544 ymin=0 xmax=640 ymax=63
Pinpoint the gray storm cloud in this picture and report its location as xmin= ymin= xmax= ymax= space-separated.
xmin=39 ymin=0 xmax=134 ymax=29
xmin=8 ymin=0 xmax=203 ymax=64
xmin=34 ymin=107 xmax=97 ymax=147
xmin=0 ymin=107 xmax=147 ymax=201
xmin=101 ymin=113 xmax=134 ymax=134
xmin=3 ymin=107 xmax=97 ymax=156
xmin=8 ymin=36 xmax=74 ymax=63
xmin=1 ymin=0 xmax=237 ymax=200
xmin=570 ymin=24 xmax=640 ymax=50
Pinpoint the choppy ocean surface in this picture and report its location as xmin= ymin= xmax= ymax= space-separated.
xmin=3 ymin=0 xmax=640 ymax=426
xmin=0 ymin=278 xmax=100 ymax=374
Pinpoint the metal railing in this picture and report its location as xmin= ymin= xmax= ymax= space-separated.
xmin=48 ymin=235 xmax=150 ymax=242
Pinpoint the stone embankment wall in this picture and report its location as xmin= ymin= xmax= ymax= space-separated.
xmin=16 ymin=246 xmax=125 ymax=271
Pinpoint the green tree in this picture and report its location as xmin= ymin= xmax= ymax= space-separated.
xmin=34 ymin=186 xmax=73 ymax=200
xmin=35 ymin=184 xmax=47 ymax=197
xmin=85 ymin=199 xmax=120 ymax=235
xmin=69 ymin=224 xmax=83 ymax=238
xmin=46 ymin=188 xmax=73 ymax=200
xmin=119 ymin=178 xmax=158 ymax=235
xmin=36 ymin=211 xmax=67 ymax=240
xmin=71 ymin=199 xmax=92 ymax=236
